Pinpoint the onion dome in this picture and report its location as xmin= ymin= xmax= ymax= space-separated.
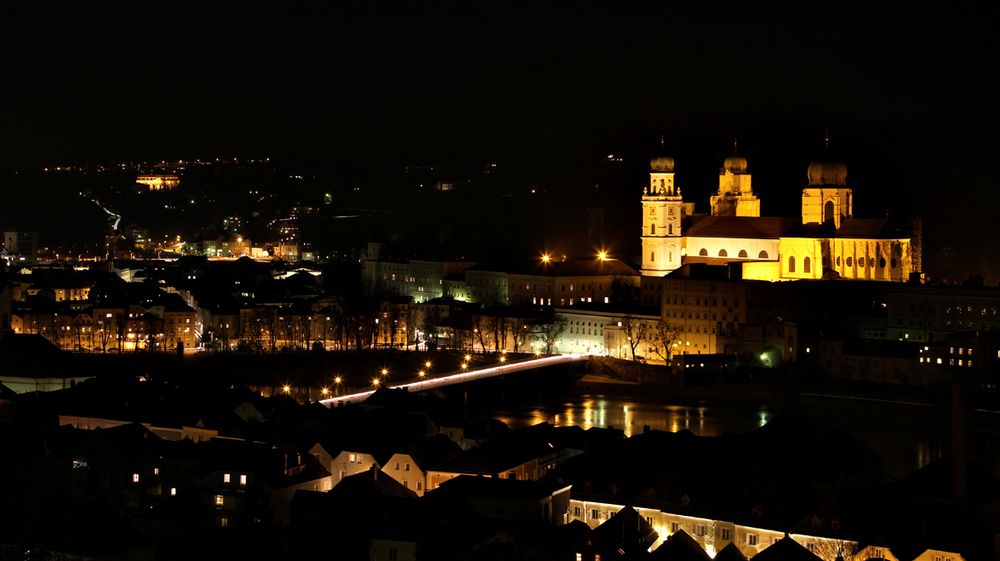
xmin=650 ymin=155 xmax=675 ymax=173
xmin=807 ymin=159 xmax=848 ymax=186
xmin=722 ymin=155 xmax=748 ymax=174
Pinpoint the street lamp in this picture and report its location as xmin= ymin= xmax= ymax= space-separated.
xmin=381 ymin=368 xmax=388 ymax=376
xmin=464 ymin=354 xmax=471 ymax=362
xmin=372 ymin=377 xmax=380 ymax=387
xmin=541 ymin=253 xmax=551 ymax=264
xmin=282 ymin=384 xmax=291 ymax=394
xmin=461 ymin=362 xmax=468 ymax=370
xmin=418 ymin=370 xmax=426 ymax=377
xmin=425 ymin=361 xmax=432 ymax=369
xmin=597 ymin=250 xmax=609 ymax=261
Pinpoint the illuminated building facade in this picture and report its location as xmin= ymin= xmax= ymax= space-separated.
xmin=639 ymin=143 xmax=918 ymax=285
xmin=136 ymin=174 xmax=180 ymax=191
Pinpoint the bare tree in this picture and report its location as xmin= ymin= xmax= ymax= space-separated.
xmin=539 ymin=317 xmax=567 ymax=354
xmin=471 ymin=312 xmax=493 ymax=352
xmin=651 ymin=318 xmax=680 ymax=362
xmin=619 ymin=314 xmax=649 ymax=361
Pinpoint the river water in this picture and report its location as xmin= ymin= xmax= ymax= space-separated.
xmin=489 ymin=384 xmax=972 ymax=479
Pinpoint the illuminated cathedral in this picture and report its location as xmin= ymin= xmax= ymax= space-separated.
xmin=640 ymin=140 xmax=919 ymax=283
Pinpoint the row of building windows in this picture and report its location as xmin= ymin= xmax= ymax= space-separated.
xmin=697 ymin=248 xmax=768 ymax=259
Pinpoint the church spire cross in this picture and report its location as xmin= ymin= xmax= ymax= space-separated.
xmin=824 ymin=128 xmax=830 ymax=149
xmin=733 ymin=136 xmax=739 ymax=154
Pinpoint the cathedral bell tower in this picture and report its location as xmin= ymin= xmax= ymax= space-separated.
xmin=641 ymin=139 xmax=684 ymax=276
xmin=801 ymin=132 xmax=852 ymax=229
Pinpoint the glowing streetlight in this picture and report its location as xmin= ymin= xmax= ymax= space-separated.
xmin=464 ymin=354 xmax=471 ymax=362
xmin=320 ymin=387 xmax=330 ymax=396
xmin=380 ymin=368 xmax=388 ymax=376
xmin=334 ymin=376 xmax=342 ymax=385
xmin=372 ymin=377 xmax=380 ymax=387
xmin=499 ymin=356 xmax=507 ymax=363
xmin=281 ymin=384 xmax=291 ymax=394
xmin=461 ymin=362 xmax=468 ymax=370
xmin=418 ymin=370 xmax=426 ymax=377
xmin=425 ymin=361 xmax=432 ymax=369
xmin=541 ymin=253 xmax=551 ymax=264
xmin=597 ymin=250 xmax=609 ymax=262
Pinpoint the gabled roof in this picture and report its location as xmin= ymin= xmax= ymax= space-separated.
xmin=592 ymin=505 xmax=659 ymax=558
xmin=649 ymin=529 xmax=713 ymax=561
xmin=432 ymin=474 xmax=568 ymax=502
xmin=713 ymin=542 xmax=749 ymax=561
xmin=686 ymin=216 xmax=799 ymax=239
xmin=752 ymin=536 xmax=822 ymax=561
xmin=329 ymin=466 xmax=417 ymax=500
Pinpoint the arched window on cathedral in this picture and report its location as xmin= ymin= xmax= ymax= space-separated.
xmin=803 ymin=257 xmax=811 ymax=273
xmin=789 ymin=256 xmax=796 ymax=272
xmin=758 ymin=250 xmax=768 ymax=259
xmin=651 ymin=224 xmax=656 ymax=234
xmin=738 ymin=249 xmax=748 ymax=258
xmin=846 ymin=257 xmax=853 ymax=267
xmin=651 ymin=252 xmax=655 ymax=262
xmin=719 ymin=249 xmax=728 ymax=257
xmin=699 ymin=248 xmax=708 ymax=257
xmin=879 ymin=258 xmax=887 ymax=268
xmin=668 ymin=224 xmax=673 ymax=235
xmin=824 ymin=200 xmax=835 ymax=222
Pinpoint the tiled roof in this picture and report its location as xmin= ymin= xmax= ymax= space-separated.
xmin=685 ymin=216 xmax=799 ymax=239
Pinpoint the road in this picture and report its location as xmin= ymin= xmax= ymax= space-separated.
xmin=319 ymin=354 xmax=588 ymax=407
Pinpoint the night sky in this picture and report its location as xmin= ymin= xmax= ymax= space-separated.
xmin=2 ymin=6 xmax=996 ymax=273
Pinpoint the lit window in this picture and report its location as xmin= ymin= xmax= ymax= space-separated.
xmin=170 ymin=487 xmax=177 ymax=496
xmin=747 ymin=534 xmax=759 ymax=546
xmin=132 ymin=473 xmax=140 ymax=483
xmin=153 ymin=467 xmax=159 ymax=475
xmin=223 ymin=473 xmax=231 ymax=484
xmin=215 ymin=495 xmax=224 ymax=506
xmin=576 ymin=554 xmax=583 ymax=561
xmin=239 ymin=474 xmax=247 ymax=486
xmin=404 ymin=463 xmax=410 ymax=472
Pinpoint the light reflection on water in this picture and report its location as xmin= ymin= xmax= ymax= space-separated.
xmin=492 ymin=394 xmax=955 ymax=478
xmin=494 ymin=395 xmax=771 ymax=438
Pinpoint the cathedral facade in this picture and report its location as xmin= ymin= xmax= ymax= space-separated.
xmin=640 ymin=147 xmax=917 ymax=284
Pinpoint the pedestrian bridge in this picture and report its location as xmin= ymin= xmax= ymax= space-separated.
xmin=319 ymin=354 xmax=589 ymax=407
